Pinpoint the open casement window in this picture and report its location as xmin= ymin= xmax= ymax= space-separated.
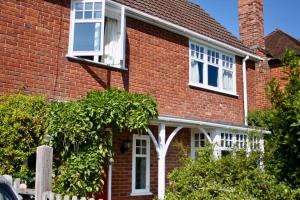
xmin=131 ymin=135 xmax=151 ymax=195
xmin=191 ymin=130 xmax=211 ymax=159
xmin=189 ymin=41 xmax=236 ymax=95
xmin=69 ymin=0 xmax=126 ymax=68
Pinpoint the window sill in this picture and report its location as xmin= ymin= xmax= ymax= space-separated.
xmin=130 ymin=191 xmax=153 ymax=196
xmin=66 ymin=55 xmax=128 ymax=72
xmin=188 ymin=82 xmax=238 ymax=97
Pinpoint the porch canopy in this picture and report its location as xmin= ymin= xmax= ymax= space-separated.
xmin=147 ymin=115 xmax=270 ymax=200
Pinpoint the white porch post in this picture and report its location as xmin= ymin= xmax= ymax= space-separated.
xmin=158 ymin=123 xmax=166 ymax=200
xmin=147 ymin=124 xmax=183 ymax=200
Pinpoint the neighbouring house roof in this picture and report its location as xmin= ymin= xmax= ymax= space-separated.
xmin=265 ymin=29 xmax=300 ymax=59
xmin=112 ymin=0 xmax=253 ymax=54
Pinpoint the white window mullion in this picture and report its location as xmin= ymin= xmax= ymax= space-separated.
xmin=120 ymin=6 xmax=126 ymax=68
xmin=203 ymin=48 xmax=208 ymax=86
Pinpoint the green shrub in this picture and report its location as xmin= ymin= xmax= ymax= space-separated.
xmin=0 ymin=93 xmax=47 ymax=183
xmin=165 ymin=147 xmax=299 ymax=200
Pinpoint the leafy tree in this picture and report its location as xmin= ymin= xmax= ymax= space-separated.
xmin=264 ymin=49 xmax=300 ymax=186
xmin=0 ymin=93 xmax=47 ymax=183
xmin=46 ymin=89 xmax=158 ymax=196
xmin=165 ymin=147 xmax=300 ymax=200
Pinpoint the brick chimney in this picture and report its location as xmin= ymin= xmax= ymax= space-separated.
xmin=238 ymin=0 xmax=271 ymax=110
xmin=238 ymin=0 xmax=265 ymax=54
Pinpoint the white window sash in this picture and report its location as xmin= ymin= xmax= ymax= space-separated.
xmin=189 ymin=41 xmax=237 ymax=95
xmin=69 ymin=0 xmax=106 ymax=62
xmin=120 ymin=6 xmax=126 ymax=68
xmin=131 ymin=135 xmax=150 ymax=195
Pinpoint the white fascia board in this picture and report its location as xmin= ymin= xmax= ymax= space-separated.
xmin=107 ymin=0 xmax=262 ymax=62
xmin=150 ymin=116 xmax=271 ymax=134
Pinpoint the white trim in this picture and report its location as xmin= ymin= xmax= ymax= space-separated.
xmin=131 ymin=134 xmax=151 ymax=195
xmin=146 ymin=128 xmax=159 ymax=154
xmin=69 ymin=0 xmax=106 ymax=61
xmin=68 ymin=0 xmax=127 ymax=67
xmin=66 ymin=55 xmax=128 ymax=71
xmin=190 ymin=128 xmax=212 ymax=158
xmin=105 ymin=0 xmax=262 ymax=61
xmin=189 ymin=40 xmax=238 ymax=96
xmin=150 ymin=116 xmax=271 ymax=134
xmin=242 ymin=56 xmax=250 ymax=125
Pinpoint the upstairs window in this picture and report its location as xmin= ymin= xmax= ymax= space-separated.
xmin=189 ymin=41 xmax=236 ymax=95
xmin=69 ymin=0 xmax=126 ymax=68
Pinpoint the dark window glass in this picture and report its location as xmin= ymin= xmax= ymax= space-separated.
xmin=208 ymin=65 xmax=218 ymax=87
xmin=135 ymin=157 xmax=146 ymax=189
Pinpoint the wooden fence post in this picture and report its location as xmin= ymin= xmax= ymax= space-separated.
xmin=35 ymin=145 xmax=53 ymax=200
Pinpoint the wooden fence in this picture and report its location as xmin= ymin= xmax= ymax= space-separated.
xmin=2 ymin=145 xmax=102 ymax=200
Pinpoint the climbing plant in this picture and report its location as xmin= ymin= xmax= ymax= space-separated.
xmin=46 ymin=89 xmax=158 ymax=196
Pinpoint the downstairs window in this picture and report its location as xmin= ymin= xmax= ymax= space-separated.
xmin=131 ymin=135 xmax=151 ymax=195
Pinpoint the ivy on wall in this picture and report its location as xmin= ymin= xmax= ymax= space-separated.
xmin=46 ymin=89 xmax=158 ymax=196
xmin=0 ymin=89 xmax=158 ymax=196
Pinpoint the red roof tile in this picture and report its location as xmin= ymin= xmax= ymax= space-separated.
xmin=265 ymin=29 xmax=300 ymax=59
xmin=113 ymin=0 xmax=253 ymax=53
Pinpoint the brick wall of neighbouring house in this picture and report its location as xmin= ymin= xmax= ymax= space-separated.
xmin=0 ymin=0 xmax=247 ymax=126
xmin=112 ymin=126 xmax=190 ymax=200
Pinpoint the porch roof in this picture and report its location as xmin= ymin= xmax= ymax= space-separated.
xmin=150 ymin=115 xmax=271 ymax=134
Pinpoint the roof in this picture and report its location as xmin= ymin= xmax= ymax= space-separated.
xmin=265 ymin=29 xmax=300 ymax=59
xmin=112 ymin=0 xmax=253 ymax=54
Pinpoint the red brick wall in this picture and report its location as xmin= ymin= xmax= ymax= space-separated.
xmin=0 ymin=0 xmax=247 ymax=126
xmin=0 ymin=0 xmax=255 ymax=199
xmin=112 ymin=126 xmax=190 ymax=200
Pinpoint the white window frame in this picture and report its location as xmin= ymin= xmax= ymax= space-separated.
xmin=68 ymin=0 xmax=126 ymax=68
xmin=69 ymin=0 xmax=106 ymax=62
xmin=190 ymin=129 xmax=211 ymax=159
xmin=189 ymin=40 xmax=237 ymax=96
xmin=131 ymin=135 xmax=151 ymax=196
xmin=236 ymin=133 xmax=247 ymax=149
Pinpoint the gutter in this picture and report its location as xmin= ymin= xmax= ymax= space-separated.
xmin=107 ymin=0 xmax=262 ymax=62
xmin=151 ymin=116 xmax=271 ymax=134
xmin=242 ymin=56 xmax=250 ymax=126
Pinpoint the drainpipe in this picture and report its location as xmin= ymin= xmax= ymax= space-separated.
xmin=242 ymin=55 xmax=250 ymax=126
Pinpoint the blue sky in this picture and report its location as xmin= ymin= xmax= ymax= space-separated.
xmin=192 ymin=0 xmax=300 ymax=40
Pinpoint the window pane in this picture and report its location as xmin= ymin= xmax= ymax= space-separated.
xmin=191 ymin=61 xmax=203 ymax=84
xmin=136 ymin=140 xmax=141 ymax=146
xmin=142 ymin=140 xmax=146 ymax=147
xmin=135 ymin=157 xmax=146 ymax=189
xmin=136 ymin=147 xmax=140 ymax=154
xmin=208 ymin=65 xmax=218 ymax=87
xmin=94 ymin=2 xmax=102 ymax=10
xmin=94 ymin=11 xmax=101 ymax=19
xmin=73 ymin=23 xmax=101 ymax=51
xmin=75 ymin=3 xmax=83 ymax=10
xmin=223 ymin=70 xmax=233 ymax=91
xmin=85 ymin=2 xmax=93 ymax=10
xmin=142 ymin=147 xmax=146 ymax=155
xmin=75 ymin=11 xmax=83 ymax=19
xmin=84 ymin=11 xmax=93 ymax=19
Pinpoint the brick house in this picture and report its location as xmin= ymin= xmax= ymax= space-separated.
xmin=1 ymin=0 xmax=272 ymax=199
